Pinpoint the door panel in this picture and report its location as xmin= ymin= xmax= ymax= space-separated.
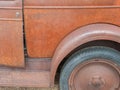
xmin=0 ymin=9 xmax=22 ymax=19
xmin=0 ymin=0 xmax=22 ymax=8
xmin=0 ymin=0 xmax=24 ymax=67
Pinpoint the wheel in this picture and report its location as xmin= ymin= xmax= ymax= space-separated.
xmin=60 ymin=46 xmax=120 ymax=90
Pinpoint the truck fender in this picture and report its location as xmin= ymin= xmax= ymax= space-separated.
xmin=50 ymin=23 xmax=120 ymax=85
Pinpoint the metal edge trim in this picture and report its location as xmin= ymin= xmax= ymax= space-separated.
xmin=0 ymin=18 xmax=22 ymax=21
xmin=0 ymin=7 xmax=22 ymax=10
xmin=24 ymin=6 xmax=120 ymax=9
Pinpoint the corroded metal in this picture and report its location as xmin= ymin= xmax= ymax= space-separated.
xmin=90 ymin=76 xmax=105 ymax=88
xmin=0 ymin=0 xmax=22 ymax=9
xmin=24 ymin=0 xmax=120 ymax=6
xmin=69 ymin=59 xmax=120 ymax=90
xmin=24 ymin=8 xmax=120 ymax=58
xmin=1 ymin=0 xmax=120 ymax=88
xmin=51 ymin=24 xmax=120 ymax=85
xmin=0 ymin=0 xmax=24 ymax=67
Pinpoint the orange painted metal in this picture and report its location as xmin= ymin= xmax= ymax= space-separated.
xmin=24 ymin=8 xmax=120 ymax=57
xmin=0 ymin=0 xmax=120 ymax=88
xmin=51 ymin=24 xmax=120 ymax=85
xmin=19 ymin=0 xmax=120 ymax=87
xmin=0 ymin=0 xmax=24 ymax=67
xmin=0 ymin=0 xmax=22 ymax=8
xmin=24 ymin=0 xmax=120 ymax=6
xmin=69 ymin=60 xmax=120 ymax=90
xmin=0 ymin=58 xmax=51 ymax=87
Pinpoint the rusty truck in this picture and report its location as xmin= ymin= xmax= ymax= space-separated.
xmin=0 ymin=0 xmax=120 ymax=90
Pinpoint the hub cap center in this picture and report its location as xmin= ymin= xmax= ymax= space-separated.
xmin=90 ymin=76 xmax=105 ymax=88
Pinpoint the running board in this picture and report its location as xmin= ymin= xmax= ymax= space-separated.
xmin=0 ymin=58 xmax=51 ymax=87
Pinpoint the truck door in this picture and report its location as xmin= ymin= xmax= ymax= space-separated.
xmin=0 ymin=0 xmax=24 ymax=67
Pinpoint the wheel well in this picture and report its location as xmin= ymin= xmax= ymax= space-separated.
xmin=55 ymin=40 xmax=120 ymax=82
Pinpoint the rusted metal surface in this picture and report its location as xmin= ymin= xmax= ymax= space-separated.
xmin=24 ymin=0 xmax=120 ymax=6
xmin=24 ymin=8 xmax=120 ymax=58
xmin=25 ymin=58 xmax=51 ymax=71
xmin=51 ymin=24 xmax=120 ymax=85
xmin=0 ymin=0 xmax=24 ymax=67
xmin=0 ymin=9 xmax=22 ymax=20
xmin=0 ymin=0 xmax=22 ymax=9
xmin=24 ymin=1 xmax=120 ymax=85
xmin=0 ymin=58 xmax=51 ymax=87
xmin=69 ymin=60 xmax=120 ymax=90
xmin=0 ymin=0 xmax=116 ymax=88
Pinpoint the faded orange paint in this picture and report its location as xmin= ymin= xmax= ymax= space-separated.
xmin=0 ymin=0 xmax=24 ymax=67
xmin=24 ymin=8 xmax=120 ymax=57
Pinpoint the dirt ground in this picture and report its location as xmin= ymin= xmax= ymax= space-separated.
xmin=0 ymin=74 xmax=59 ymax=90
xmin=0 ymin=85 xmax=59 ymax=90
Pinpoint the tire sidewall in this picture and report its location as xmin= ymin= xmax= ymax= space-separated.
xmin=60 ymin=46 xmax=120 ymax=90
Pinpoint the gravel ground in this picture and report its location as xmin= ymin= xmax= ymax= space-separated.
xmin=0 ymin=74 xmax=60 ymax=90
xmin=0 ymin=85 xmax=59 ymax=90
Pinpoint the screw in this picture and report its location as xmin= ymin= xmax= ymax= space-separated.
xmin=16 ymin=12 xmax=20 ymax=18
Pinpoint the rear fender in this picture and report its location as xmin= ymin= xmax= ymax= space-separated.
xmin=50 ymin=24 xmax=120 ymax=85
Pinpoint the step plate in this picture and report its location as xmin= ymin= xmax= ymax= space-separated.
xmin=0 ymin=70 xmax=50 ymax=87
xmin=0 ymin=58 xmax=51 ymax=87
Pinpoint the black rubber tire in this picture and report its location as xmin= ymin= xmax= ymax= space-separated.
xmin=60 ymin=46 xmax=120 ymax=90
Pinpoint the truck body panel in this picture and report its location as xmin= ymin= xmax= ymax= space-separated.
xmin=0 ymin=0 xmax=24 ymax=67
xmin=24 ymin=0 xmax=120 ymax=6
xmin=24 ymin=8 xmax=120 ymax=57
xmin=0 ymin=0 xmax=120 ymax=88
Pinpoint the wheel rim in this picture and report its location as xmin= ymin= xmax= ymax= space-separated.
xmin=69 ymin=59 xmax=120 ymax=90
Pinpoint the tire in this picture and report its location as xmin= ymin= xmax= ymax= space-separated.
xmin=60 ymin=46 xmax=120 ymax=90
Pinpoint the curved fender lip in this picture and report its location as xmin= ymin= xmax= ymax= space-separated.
xmin=50 ymin=23 xmax=120 ymax=85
